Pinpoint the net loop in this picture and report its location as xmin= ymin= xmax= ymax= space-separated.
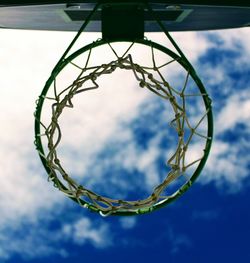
xmin=34 ymin=39 xmax=213 ymax=216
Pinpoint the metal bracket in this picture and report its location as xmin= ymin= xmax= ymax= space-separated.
xmin=102 ymin=3 xmax=144 ymax=41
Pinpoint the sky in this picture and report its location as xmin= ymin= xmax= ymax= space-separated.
xmin=0 ymin=26 xmax=250 ymax=263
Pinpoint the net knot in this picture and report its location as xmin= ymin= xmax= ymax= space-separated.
xmin=182 ymin=145 xmax=188 ymax=152
xmin=110 ymin=65 xmax=116 ymax=71
xmin=163 ymin=81 xmax=170 ymax=88
xmin=117 ymin=58 xmax=126 ymax=69
xmin=151 ymin=193 xmax=158 ymax=201
xmin=148 ymin=74 xmax=153 ymax=80
xmin=62 ymin=173 xmax=69 ymax=180
xmin=54 ymin=158 xmax=60 ymax=165
xmin=76 ymin=186 xmax=84 ymax=197
xmin=90 ymin=73 xmax=97 ymax=81
xmin=178 ymin=130 xmax=184 ymax=137
xmin=156 ymin=84 xmax=161 ymax=90
xmin=139 ymin=80 xmax=146 ymax=88
xmin=169 ymin=96 xmax=175 ymax=103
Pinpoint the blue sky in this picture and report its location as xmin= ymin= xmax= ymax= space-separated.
xmin=0 ymin=27 xmax=249 ymax=263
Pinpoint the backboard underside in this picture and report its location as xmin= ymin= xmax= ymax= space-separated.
xmin=0 ymin=1 xmax=249 ymax=32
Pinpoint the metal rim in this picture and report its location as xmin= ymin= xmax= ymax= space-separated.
xmin=34 ymin=38 xmax=213 ymax=216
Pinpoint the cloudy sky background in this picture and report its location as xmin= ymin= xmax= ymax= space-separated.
xmin=0 ymin=27 xmax=249 ymax=262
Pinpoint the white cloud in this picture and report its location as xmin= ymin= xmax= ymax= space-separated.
xmin=188 ymin=28 xmax=250 ymax=73
xmin=0 ymin=215 xmax=111 ymax=260
xmin=189 ymin=92 xmax=250 ymax=189
xmin=62 ymin=218 xmax=111 ymax=248
xmin=0 ymin=29 xmax=113 ymax=261
xmin=167 ymin=227 xmax=192 ymax=254
xmin=201 ymin=63 xmax=226 ymax=86
xmin=173 ymin=30 xmax=250 ymax=191
xmin=147 ymin=31 xmax=212 ymax=64
xmin=0 ymin=115 xmax=62 ymax=226
xmin=210 ymin=28 xmax=250 ymax=54
xmin=198 ymin=89 xmax=250 ymax=189
xmin=173 ymin=31 xmax=213 ymax=63
xmin=203 ymin=138 xmax=250 ymax=191
xmin=215 ymin=90 xmax=250 ymax=134
xmin=119 ymin=217 xmax=137 ymax=229
xmin=0 ymin=223 xmax=68 ymax=260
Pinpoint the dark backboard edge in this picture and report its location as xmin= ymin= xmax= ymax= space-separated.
xmin=0 ymin=0 xmax=250 ymax=8
xmin=0 ymin=1 xmax=249 ymax=32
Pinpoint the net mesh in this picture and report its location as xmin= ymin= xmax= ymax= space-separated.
xmin=35 ymin=39 xmax=212 ymax=216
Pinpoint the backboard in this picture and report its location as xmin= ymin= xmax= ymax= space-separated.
xmin=0 ymin=1 xmax=249 ymax=32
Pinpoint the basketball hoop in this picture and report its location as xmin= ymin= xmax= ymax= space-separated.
xmin=34 ymin=2 xmax=213 ymax=216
